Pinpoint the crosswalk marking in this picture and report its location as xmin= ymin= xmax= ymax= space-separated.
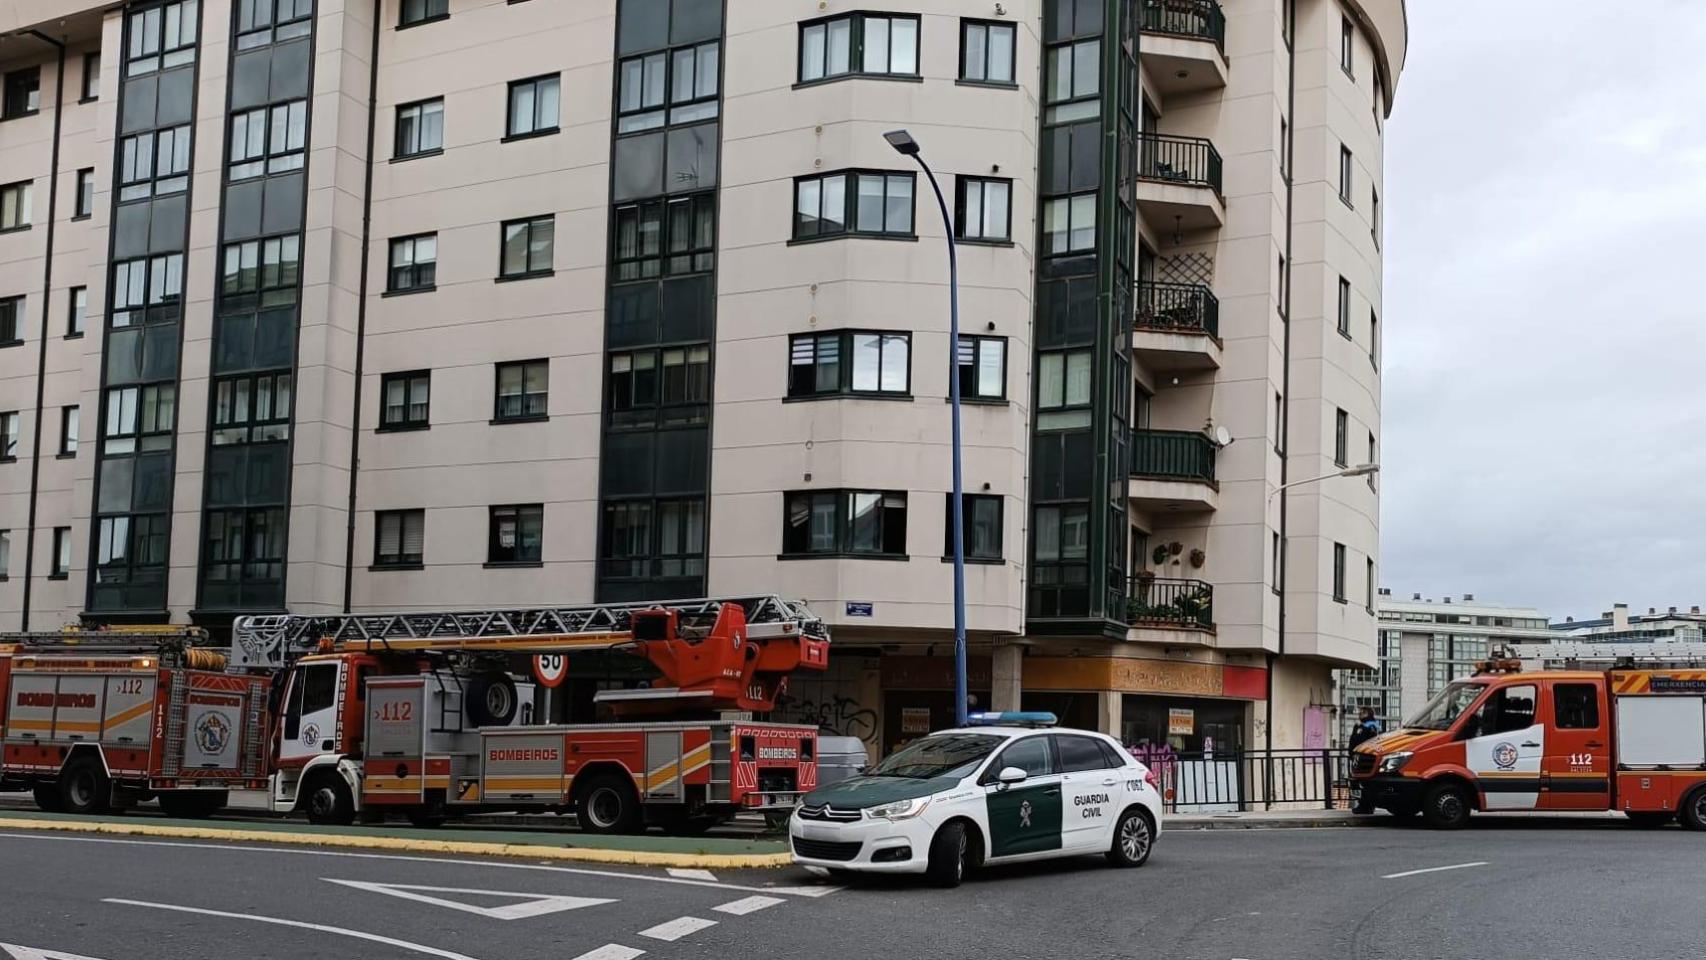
xmin=665 ymin=868 xmax=718 ymax=882
xmin=637 ymin=916 xmax=718 ymax=942
xmin=713 ymin=895 xmax=784 ymax=916
xmin=569 ymin=946 xmax=644 ymax=960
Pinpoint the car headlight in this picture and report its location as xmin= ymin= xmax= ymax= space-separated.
xmin=865 ymin=797 xmax=931 ymax=820
xmin=1376 ymin=752 xmax=1413 ymax=774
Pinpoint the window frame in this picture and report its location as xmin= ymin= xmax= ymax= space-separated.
xmin=781 ymin=489 xmax=909 ymax=559
xmin=955 ymin=334 xmax=1007 ymax=402
xmin=399 ymin=0 xmax=449 ymax=29
xmin=1035 ymin=348 xmax=1094 ymax=430
xmin=2 ymin=66 xmax=41 ymax=119
xmin=959 ymin=19 xmax=1017 ymax=86
xmin=125 ymin=0 xmax=201 ymax=78
xmin=74 ymin=168 xmax=96 ymax=219
xmin=954 ymin=176 xmax=1013 ymax=243
xmin=0 ymin=180 xmax=32 ymax=232
xmin=492 ymin=359 xmax=549 ymax=424
xmin=101 ymin=383 xmax=177 ymax=455
xmin=797 ymin=12 xmax=922 ymax=85
xmin=1365 ymin=556 xmax=1375 ymax=612
xmin=1043 ymin=38 xmax=1101 ymax=124
xmin=81 ymin=53 xmax=102 ymax=102
xmin=1339 ymin=144 xmax=1354 ymax=206
xmin=387 ymin=232 xmax=438 ymax=293
xmin=119 ymin=125 xmax=194 ymax=202
xmin=943 ymin=492 xmax=1003 ymax=563
xmin=220 ymin=234 xmax=302 ymax=310
xmin=1333 ymin=407 xmax=1348 ymax=467
xmin=487 ymin=503 xmax=544 ymax=566
xmin=228 ymin=98 xmax=308 ymax=180
xmin=1041 ymin=192 xmax=1097 ymax=257
xmin=612 ymin=193 xmax=716 ymax=282
xmin=1332 ymin=542 xmax=1347 ymax=602
xmin=1337 ymin=275 xmax=1351 ymax=338
xmin=50 ymin=526 xmax=72 ymax=578
xmin=1340 ymin=15 xmax=1355 ymax=76
xmin=209 ymin=370 xmax=293 ymax=446
xmin=505 ymin=73 xmax=561 ymax=141
xmin=792 ymin=170 xmax=916 ymax=241
xmin=498 ymin=215 xmax=555 ymax=279
xmin=393 ymin=96 xmax=444 ymax=159
xmin=200 ymin=506 xmax=287 ymax=590
xmin=1553 ymin=683 xmax=1601 ymax=731
xmin=235 ymin=0 xmax=314 ymax=51
xmin=379 ymin=369 xmax=431 ymax=431
xmin=110 ymin=252 xmax=185 ymax=328
xmin=66 ymin=286 xmax=87 ymax=339
xmin=0 ymin=296 xmax=22 ymax=346
xmin=607 ymin=344 xmax=711 ymax=430
xmin=616 ymin=39 xmax=721 ymax=134
xmin=59 ymin=405 xmax=79 ymax=457
xmin=600 ymin=497 xmax=708 ymax=581
xmin=0 ymin=411 xmax=18 ymax=461
xmin=787 ymin=329 xmax=912 ymax=400
xmin=1369 ymin=309 xmax=1379 ymax=367
xmin=373 ymin=508 xmax=426 ymax=569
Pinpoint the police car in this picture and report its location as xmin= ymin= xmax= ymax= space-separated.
xmin=789 ymin=713 xmax=1162 ymax=887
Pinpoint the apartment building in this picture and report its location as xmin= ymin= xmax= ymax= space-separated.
xmin=1552 ymin=602 xmax=1706 ymax=645
xmin=0 ymin=0 xmax=1405 ymax=758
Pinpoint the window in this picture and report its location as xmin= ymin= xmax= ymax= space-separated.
xmin=1056 ymin=735 xmax=1109 ymax=773
xmin=1333 ymin=408 xmax=1348 ymax=466
xmin=82 ymin=53 xmax=101 ymax=101
xmin=955 ymin=177 xmax=1011 ymax=242
xmin=1554 ymin=684 xmax=1600 ymax=730
xmin=59 ymin=406 xmax=79 ymax=456
xmin=119 ymin=125 xmax=192 ymax=201
xmin=602 ymin=498 xmax=707 ymax=580
xmin=102 ymin=384 xmax=177 ymax=454
xmin=126 ymin=1 xmax=200 ymax=77
xmin=788 ymin=331 xmax=910 ymax=398
xmin=612 ymin=194 xmax=715 ymax=280
xmin=229 ymin=99 xmax=308 ymax=179
xmin=608 ymin=346 xmax=710 ymax=428
xmin=51 ymin=527 xmax=71 ymax=578
xmin=374 ymin=509 xmax=425 ymax=567
xmin=1277 ymin=253 xmax=1287 ymax=309
xmin=95 ymin=514 xmax=170 ymax=586
xmin=67 ymin=287 xmax=87 ymax=337
xmin=1273 ymin=391 xmax=1284 ymax=452
xmin=1332 ymin=543 xmax=1347 ymax=602
xmin=2 ymin=67 xmax=40 ymax=118
xmin=1371 ymin=187 xmax=1380 ymax=245
xmin=387 ymin=233 xmax=437 ymax=292
xmin=1278 ymin=116 xmax=1288 ymax=177
xmin=1467 ymin=685 xmax=1536 ymax=738
xmin=783 ymin=490 xmax=908 ymax=557
xmin=394 ymin=98 xmax=443 ymax=158
xmin=401 ymin=0 xmax=448 ymax=27
xmin=1033 ymin=505 xmax=1089 ymax=564
xmin=960 ymin=20 xmax=1015 ymax=84
xmin=506 ymin=74 xmax=560 ymax=139
xmin=499 ymin=215 xmax=554 ymax=278
xmin=0 ymin=530 xmax=9 ymax=577
xmin=944 ymin=493 xmax=1002 ymax=561
xmin=1369 ymin=310 xmax=1378 ymax=365
xmin=617 ymin=40 xmax=719 ymax=133
xmin=221 ymin=235 xmax=301 ymax=308
xmin=956 ymin=335 xmax=1006 ymax=401
xmin=793 ymin=171 xmax=914 ymax=240
xmin=1042 ymin=193 xmax=1096 ymax=256
xmin=74 ymin=169 xmax=95 ymax=218
xmin=1271 ymin=531 xmax=1282 ymax=593
xmin=1339 ymin=145 xmax=1353 ymax=205
xmin=0 ymin=297 xmax=21 ymax=344
xmin=0 ymin=412 xmax=16 ymax=460
xmin=1367 ymin=431 xmax=1376 ymax=486
xmin=1365 ymin=557 xmax=1375 ymax=610
xmin=1045 ymin=38 xmax=1099 ymax=123
xmin=237 ymin=0 xmax=313 ymax=49
xmin=111 ymin=254 xmax=184 ymax=327
xmin=210 ymin=371 xmax=292 ymax=445
xmin=494 ymin=359 xmax=548 ymax=422
xmin=488 ymin=504 xmax=543 ymax=565
xmin=989 ymin=735 xmax=1054 ymax=780
xmin=1037 ymin=350 xmax=1092 ymax=429
xmin=0 ymin=181 xmax=31 ymax=231
xmin=798 ymin=13 xmax=919 ymax=83
xmin=380 ymin=371 xmax=430 ymax=430
xmin=1337 ymin=276 xmax=1351 ymax=337
xmin=1340 ymin=15 xmax=1355 ymax=75
xmin=202 ymin=507 xmax=286 ymax=588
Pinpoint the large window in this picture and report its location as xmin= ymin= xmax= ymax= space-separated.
xmin=500 ymin=215 xmax=554 ymax=278
xmin=103 ymin=384 xmax=177 ymax=454
xmin=202 ymin=507 xmax=285 ymax=587
xmin=1337 ymin=275 xmax=1351 ymax=336
xmin=1033 ymin=505 xmax=1089 ymax=567
xmin=794 ymin=171 xmax=914 ymax=240
xmin=617 ymin=40 xmax=719 ymax=133
xmin=401 ymin=0 xmax=448 ymax=28
xmin=67 ymin=286 xmax=87 ymax=338
xmin=0 ymin=181 xmax=31 ymax=231
xmin=788 ymin=330 xmax=910 ymax=398
xmin=506 ymin=74 xmax=560 ymax=139
xmin=783 ymin=490 xmax=908 ymax=557
xmin=236 ymin=0 xmax=313 ymax=50
xmin=1334 ymin=408 xmax=1348 ymax=466
xmin=380 ymin=370 xmax=430 ymax=430
xmin=221 ymin=235 xmax=301 ymax=308
xmin=798 ymin=13 xmax=919 ymax=83
xmin=0 ymin=297 xmax=21 ymax=344
xmin=387 ymin=233 xmax=437 ymax=292
xmin=210 ymin=371 xmax=292 ymax=446
xmin=60 ymin=406 xmax=79 ymax=456
xmin=956 ymin=335 xmax=1006 ymax=401
xmin=127 ymin=1 xmax=200 ymax=77
xmin=394 ymin=98 xmax=443 ymax=158
xmin=120 ymin=127 xmax=192 ymax=202
xmin=2 ymin=67 xmax=40 ymax=118
xmin=607 ymin=346 xmax=710 ymax=428
xmin=1037 ymin=349 xmax=1092 ymax=429
xmin=1045 ymin=38 xmax=1099 ymax=123
xmin=0 ymin=412 xmax=17 ymax=461
xmin=374 ymin=509 xmax=425 ymax=568
xmin=1332 ymin=542 xmax=1347 ymax=602
xmin=944 ymin=493 xmax=1003 ymax=561
xmin=488 ymin=504 xmax=543 ymax=565
xmin=956 ymin=177 xmax=1011 ymax=242
xmin=75 ymin=169 xmax=95 ymax=218
xmin=494 ymin=359 xmax=548 ymax=422
xmin=613 ymin=195 xmax=715 ymax=281
xmin=1042 ymin=193 xmax=1095 ymax=256
xmin=96 ymin=515 xmax=170 ymax=585
xmin=229 ymin=99 xmax=308 ymax=179
xmin=960 ymin=20 xmax=1016 ymax=84
xmin=602 ymin=499 xmax=706 ymax=580
xmin=112 ymin=253 xmax=184 ymax=327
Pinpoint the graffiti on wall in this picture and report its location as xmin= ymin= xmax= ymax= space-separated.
xmin=771 ymin=667 xmax=881 ymax=753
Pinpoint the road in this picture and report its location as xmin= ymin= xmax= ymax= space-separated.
xmin=0 ymin=819 xmax=1701 ymax=960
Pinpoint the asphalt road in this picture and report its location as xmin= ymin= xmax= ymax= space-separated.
xmin=1 ymin=818 xmax=1702 ymax=960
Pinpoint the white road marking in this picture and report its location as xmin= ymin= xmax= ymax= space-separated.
xmin=0 ymin=833 xmax=836 ymax=897
xmin=712 ymin=895 xmax=784 ymax=916
xmin=569 ymin=946 xmax=644 ymax=960
xmin=1382 ymin=861 xmax=1489 ymax=879
xmin=323 ymin=878 xmax=614 ymax=920
xmin=665 ymin=868 xmax=718 ymax=882
xmin=2 ymin=945 xmax=114 ymax=960
xmin=101 ymin=899 xmax=483 ymax=960
xmin=637 ymin=916 xmax=718 ymax=942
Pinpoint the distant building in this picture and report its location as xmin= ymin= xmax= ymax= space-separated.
xmin=1337 ymin=589 xmax=1551 ymax=741
xmin=1551 ymin=603 xmax=1706 ymax=644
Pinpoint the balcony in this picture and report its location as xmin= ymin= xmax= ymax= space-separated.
xmin=1125 ymin=576 xmax=1215 ymax=632
xmin=1129 ymin=429 xmax=1218 ymax=513
xmin=1133 ymin=281 xmax=1221 ymax=371
xmin=1139 ymin=1 xmax=1228 ymax=96
xmin=1136 ymin=133 xmax=1224 ymax=232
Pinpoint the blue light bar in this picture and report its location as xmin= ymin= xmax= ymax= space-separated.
xmin=966 ymin=711 xmax=1058 ymax=727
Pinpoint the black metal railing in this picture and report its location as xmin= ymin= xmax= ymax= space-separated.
xmin=1138 ymin=132 xmax=1223 ymax=193
xmin=1130 ymin=748 xmax=1350 ymax=812
xmin=1135 ymin=281 xmax=1219 ymax=337
xmin=1141 ymin=0 xmax=1226 ymax=49
xmin=1132 ymin=429 xmax=1217 ymax=483
xmin=1124 ymin=576 xmax=1214 ymax=629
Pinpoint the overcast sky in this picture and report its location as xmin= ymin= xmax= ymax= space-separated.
xmin=1381 ymin=0 xmax=1706 ymax=621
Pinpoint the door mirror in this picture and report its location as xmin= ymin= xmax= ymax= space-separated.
xmin=997 ymin=766 xmax=1028 ymax=787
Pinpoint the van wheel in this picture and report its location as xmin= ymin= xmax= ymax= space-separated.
xmin=926 ymin=821 xmax=973 ymax=888
xmin=59 ymin=757 xmax=111 ymax=815
xmin=33 ymin=783 xmax=64 ymax=813
xmin=576 ymin=773 xmax=642 ymax=835
xmin=1106 ymin=807 xmax=1155 ymax=868
xmin=1681 ymin=788 xmax=1706 ymax=832
xmin=302 ymin=773 xmax=355 ymax=826
xmin=1421 ymin=782 xmax=1471 ymax=830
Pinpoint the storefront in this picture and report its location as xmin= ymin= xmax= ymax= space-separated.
xmin=1121 ymin=694 xmax=1247 ymax=753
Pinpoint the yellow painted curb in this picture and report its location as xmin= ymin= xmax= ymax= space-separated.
xmin=0 ymin=817 xmax=793 ymax=869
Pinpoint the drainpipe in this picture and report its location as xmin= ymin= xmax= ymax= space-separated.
xmin=341 ymin=0 xmax=382 ymax=613
xmin=1267 ymin=0 xmax=1299 ymax=794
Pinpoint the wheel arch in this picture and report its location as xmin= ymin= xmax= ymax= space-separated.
xmin=59 ymin=743 xmax=110 ymax=778
xmin=570 ymin=761 xmax=639 ymax=803
xmin=936 ymin=815 xmax=987 ymax=867
xmin=291 ymin=755 xmax=360 ymax=812
xmin=1421 ymin=771 xmax=1481 ymax=811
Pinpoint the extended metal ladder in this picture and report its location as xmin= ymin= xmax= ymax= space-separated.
xmin=1499 ymin=642 xmax=1706 ymax=666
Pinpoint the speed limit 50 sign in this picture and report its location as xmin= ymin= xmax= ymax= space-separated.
xmin=533 ymin=653 xmax=568 ymax=688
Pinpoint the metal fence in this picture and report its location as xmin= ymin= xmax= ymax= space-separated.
xmin=1138 ymin=132 xmax=1224 ymax=193
xmin=1135 ymin=280 xmax=1219 ymax=337
xmin=1136 ymin=749 xmax=1353 ymax=813
xmin=1131 ymin=429 xmax=1217 ymax=483
xmin=1124 ymin=576 xmax=1214 ymax=630
xmin=1140 ymin=0 xmax=1226 ymax=49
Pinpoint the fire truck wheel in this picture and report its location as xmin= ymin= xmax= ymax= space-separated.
xmin=303 ymin=774 xmax=356 ymax=826
xmin=58 ymin=757 xmax=111 ymax=816
xmin=32 ymin=784 xmax=63 ymax=813
xmin=467 ymin=673 xmax=519 ymax=727
xmin=576 ymin=773 xmax=642 ymax=835
xmin=1682 ymin=788 xmax=1706 ymax=832
xmin=1420 ymin=781 xmax=1471 ymax=830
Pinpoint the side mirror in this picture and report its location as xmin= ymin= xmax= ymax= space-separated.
xmin=997 ymin=766 xmax=1028 ymax=790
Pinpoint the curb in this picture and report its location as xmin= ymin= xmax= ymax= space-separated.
xmin=0 ymin=817 xmax=793 ymax=869
xmin=1168 ymin=817 xmax=1370 ymax=830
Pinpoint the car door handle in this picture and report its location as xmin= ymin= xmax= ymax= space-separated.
xmin=1043 ymin=788 xmax=1060 ymax=796
xmin=1521 ymin=741 xmax=1540 ymax=748
xmin=1102 ymin=778 xmax=1119 ymax=786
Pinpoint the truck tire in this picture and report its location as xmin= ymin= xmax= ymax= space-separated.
xmin=576 ymin=773 xmax=642 ymax=835
xmin=302 ymin=773 xmax=356 ymax=826
xmin=926 ymin=820 xmax=973 ymax=888
xmin=59 ymin=757 xmax=111 ymax=815
xmin=466 ymin=672 xmax=519 ymax=727
xmin=159 ymin=791 xmax=228 ymax=819
xmin=1106 ymin=807 xmax=1155 ymax=868
xmin=1420 ymin=781 xmax=1471 ymax=830
xmin=1681 ymin=788 xmax=1706 ymax=832
xmin=33 ymin=783 xmax=64 ymax=813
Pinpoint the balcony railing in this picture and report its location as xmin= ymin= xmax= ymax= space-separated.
xmin=1135 ymin=281 xmax=1219 ymax=338
xmin=1132 ymin=429 xmax=1217 ymax=484
xmin=1141 ymin=0 xmax=1226 ymax=49
xmin=1138 ymin=133 xmax=1223 ymax=193
xmin=1125 ymin=576 xmax=1214 ymax=630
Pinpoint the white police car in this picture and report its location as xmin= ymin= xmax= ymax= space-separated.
xmin=789 ymin=713 xmax=1162 ymax=887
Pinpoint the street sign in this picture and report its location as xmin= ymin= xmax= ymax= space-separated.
xmin=533 ymin=653 xmax=568 ymax=688
xmin=846 ymin=602 xmax=874 ymax=617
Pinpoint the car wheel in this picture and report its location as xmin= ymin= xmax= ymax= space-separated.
xmin=926 ymin=821 xmax=971 ymax=888
xmin=1681 ymin=788 xmax=1706 ymax=832
xmin=1106 ymin=807 xmax=1155 ymax=868
xmin=1420 ymin=782 xmax=1471 ymax=830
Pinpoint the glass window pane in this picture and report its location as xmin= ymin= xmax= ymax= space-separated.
xmin=826 ymin=18 xmax=851 ymax=75
xmin=801 ymin=24 xmax=825 ymax=81
xmin=851 ymin=333 xmax=881 ymax=391
xmin=964 ymin=24 xmax=987 ymax=80
xmin=1038 ymin=353 xmax=1063 ymax=407
xmin=528 ymin=218 xmax=553 ymax=269
xmin=620 ymin=59 xmax=643 ymax=112
xmin=795 ymin=179 xmax=820 ymax=236
xmin=985 ymin=181 xmax=1009 ymax=238
xmin=848 ymin=492 xmax=881 ymax=552
xmin=863 ymin=17 xmax=889 ymax=73
xmin=539 ymin=77 xmax=560 ymax=129
xmin=1069 ymin=194 xmax=1096 ymax=251
xmin=880 ymin=335 xmax=907 ymax=392
xmin=856 ymin=175 xmax=885 ymax=232
xmin=979 ymin=340 xmax=1004 ymax=396
xmin=1065 ymin=351 xmax=1092 ymax=405
xmin=1044 ymin=199 xmax=1068 ymax=254
xmin=821 ymin=175 xmax=846 ymax=231
xmin=696 ymin=43 xmax=719 ymax=99
xmin=990 ymin=26 xmax=1015 ymax=82
xmin=890 ymin=18 xmax=918 ymax=74
xmin=885 ymin=175 xmax=913 ymax=233
xmin=1074 ymin=40 xmax=1100 ymax=98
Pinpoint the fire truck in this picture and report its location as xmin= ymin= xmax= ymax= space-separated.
xmin=1351 ymin=643 xmax=1706 ymax=830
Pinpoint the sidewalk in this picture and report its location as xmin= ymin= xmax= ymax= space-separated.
xmin=1165 ymin=808 xmax=1634 ymax=829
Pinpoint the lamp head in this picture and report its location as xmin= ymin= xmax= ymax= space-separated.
xmin=884 ymin=129 xmax=921 ymax=156
xmin=1342 ymin=463 xmax=1380 ymax=478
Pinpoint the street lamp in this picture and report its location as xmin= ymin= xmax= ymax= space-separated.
xmin=1267 ymin=463 xmax=1379 ymax=502
xmin=885 ymin=128 xmax=969 ymax=727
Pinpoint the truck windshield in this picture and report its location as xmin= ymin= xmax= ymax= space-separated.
xmin=1405 ymin=681 xmax=1487 ymax=731
xmin=866 ymin=733 xmax=1002 ymax=780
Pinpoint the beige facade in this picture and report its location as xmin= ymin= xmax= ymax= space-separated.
xmin=0 ymin=0 xmax=1404 ymax=756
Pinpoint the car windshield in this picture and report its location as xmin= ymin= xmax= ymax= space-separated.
xmin=1405 ymin=681 xmax=1487 ymax=731
xmin=866 ymin=733 xmax=1003 ymax=780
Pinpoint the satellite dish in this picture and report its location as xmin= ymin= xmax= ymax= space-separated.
xmin=1213 ymin=426 xmax=1233 ymax=447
